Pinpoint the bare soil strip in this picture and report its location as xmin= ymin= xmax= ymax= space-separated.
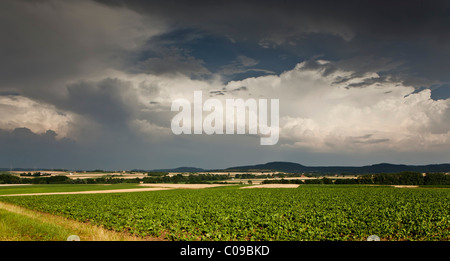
xmin=0 ymin=183 xmax=295 ymax=196
xmin=0 ymin=184 xmax=32 ymax=187
xmin=240 ymin=184 xmax=300 ymax=189
xmin=138 ymin=184 xmax=232 ymax=189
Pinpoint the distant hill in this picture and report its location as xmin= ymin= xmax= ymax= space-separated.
xmin=226 ymin=161 xmax=309 ymax=172
xmin=225 ymin=161 xmax=450 ymax=174
xmin=3 ymin=162 xmax=450 ymax=174
xmin=148 ymin=167 xmax=206 ymax=173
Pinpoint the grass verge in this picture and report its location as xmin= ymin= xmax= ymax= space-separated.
xmin=0 ymin=201 xmax=154 ymax=241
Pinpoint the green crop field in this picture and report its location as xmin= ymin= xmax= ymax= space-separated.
xmin=0 ymin=185 xmax=449 ymax=241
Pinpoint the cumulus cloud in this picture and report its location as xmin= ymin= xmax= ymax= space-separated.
xmin=85 ymin=58 xmax=448 ymax=153
xmin=90 ymin=59 xmax=450 ymax=153
xmin=0 ymin=95 xmax=75 ymax=139
xmin=223 ymin=61 xmax=450 ymax=152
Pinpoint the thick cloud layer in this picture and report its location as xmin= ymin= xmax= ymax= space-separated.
xmin=1 ymin=0 xmax=450 ymax=169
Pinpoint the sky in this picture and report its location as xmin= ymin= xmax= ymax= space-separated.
xmin=1 ymin=0 xmax=450 ymax=170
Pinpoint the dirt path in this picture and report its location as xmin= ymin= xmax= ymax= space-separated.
xmin=0 ymin=183 xmax=296 ymax=196
xmin=240 ymin=184 xmax=300 ymax=189
xmin=0 ymin=184 xmax=32 ymax=186
xmin=138 ymin=183 xmax=231 ymax=189
xmin=0 ymin=183 xmax=233 ymax=197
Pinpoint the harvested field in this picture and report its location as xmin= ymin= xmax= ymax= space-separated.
xmin=138 ymin=183 xmax=232 ymax=189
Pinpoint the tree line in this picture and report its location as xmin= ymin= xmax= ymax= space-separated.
xmin=0 ymin=173 xmax=230 ymax=184
xmin=262 ymin=172 xmax=450 ymax=185
xmin=1 ymin=171 xmax=449 ymax=185
xmin=356 ymin=171 xmax=450 ymax=185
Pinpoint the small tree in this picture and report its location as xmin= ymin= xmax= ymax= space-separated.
xmin=322 ymin=177 xmax=333 ymax=184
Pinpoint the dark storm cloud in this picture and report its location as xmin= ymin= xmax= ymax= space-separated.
xmin=98 ymin=0 xmax=450 ymax=88
xmin=289 ymin=59 xmax=397 ymax=88
xmin=0 ymin=126 xmax=159 ymax=170
xmin=0 ymin=127 xmax=77 ymax=169
xmin=61 ymin=78 xmax=137 ymax=127
xmin=97 ymin=0 xmax=450 ymax=45
xmin=0 ymin=91 xmax=20 ymax=96
xmin=0 ymin=0 xmax=166 ymax=103
xmin=128 ymin=45 xmax=210 ymax=76
xmin=97 ymin=0 xmax=355 ymax=42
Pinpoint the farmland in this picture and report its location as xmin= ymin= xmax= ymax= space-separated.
xmin=0 ymin=185 xmax=449 ymax=241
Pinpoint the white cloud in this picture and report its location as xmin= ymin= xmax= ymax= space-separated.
xmin=223 ymin=61 xmax=450 ymax=152
xmin=109 ymin=60 xmax=450 ymax=152
xmin=0 ymin=95 xmax=75 ymax=139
